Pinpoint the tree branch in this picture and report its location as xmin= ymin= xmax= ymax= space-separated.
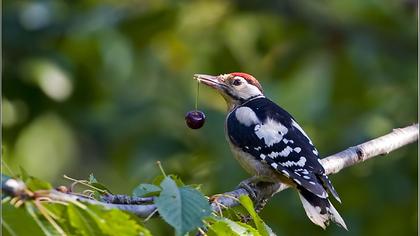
xmin=2 ymin=124 xmax=418 ymax=217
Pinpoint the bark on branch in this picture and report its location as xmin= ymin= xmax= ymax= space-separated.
xmin=2 ymin=124 xmax=418 ymax=217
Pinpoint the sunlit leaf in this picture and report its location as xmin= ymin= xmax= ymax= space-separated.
xmin=67 ymin=204 xmax=102 ymax=236
xmin=43 ymin=204 xmax=76 ymax=235
xmin=25 ymin=202 xmax=62 ymax=236
xmin=2 ymin=203 xmax=45 ymax=236
xmin=239 ymin=195 xmax=269 ymax=236
xmin=207 ymin=217 xmax=260 ymax=236
xmin=86 ymin=204 xmax=151 ymax=236
xmin=25 ymin=177 xmax=52 ymax=191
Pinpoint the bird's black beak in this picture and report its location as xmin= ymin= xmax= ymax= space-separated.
xmin=193 ymin=74 xmax=226 ymax=91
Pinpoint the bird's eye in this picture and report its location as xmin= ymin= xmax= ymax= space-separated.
xmin=232 ymin=79 xmax=242 ymax=86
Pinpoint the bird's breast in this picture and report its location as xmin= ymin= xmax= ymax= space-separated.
xmin=227 ymin=140 xmax=278 ymax=181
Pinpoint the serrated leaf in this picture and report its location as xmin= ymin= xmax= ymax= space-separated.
xmin=188 ymin=184 xmax=202 ymax=191
xmin=152 ymin=174 xmax=184 ymax=187
xmin=2 ymin=202 xmax=45 ymax=236
xmin=85 ymin=204 xmax=151 ymax=236
xmin=208 ymin=218 xmax=261 ymax=236
xmin=155 ymin=177 xmax=211 ymax=236
xmin=67 ymin=204 xmax=102 ymax=236
xmin=239 ymin=195 xmax=269 ymax=236
xmin=43 ymin=204 xmax=76 ymax=235
xmin=151 ymin=174 xmax=165 ymax=186
xmin=132 ymin=183 xmax=161 ymax=197
xmin=25 ymin=202 xmax=61 ymax=236
xmin=25 ymin=177 xmax=52 ymax=191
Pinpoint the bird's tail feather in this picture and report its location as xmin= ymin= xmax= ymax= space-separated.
xmin=297 ymin=187 xmax=347 ymax=230
xmin=318 ymin=174 xmax=341 ymax=203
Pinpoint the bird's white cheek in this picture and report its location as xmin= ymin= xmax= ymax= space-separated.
xmin=235 ymin=85 xmax=262 ymax=100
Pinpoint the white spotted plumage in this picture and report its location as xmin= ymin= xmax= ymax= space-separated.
xmin=254 ymin=118 xmax=288 ymax=147
xmin=196 ymin=72 xmax=346 ymax=230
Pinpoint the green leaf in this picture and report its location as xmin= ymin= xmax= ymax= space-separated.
xmin=85 ymin=204 xmax=152 ymax=236
xmin=152 ymin=174 xmax=185 ymax=187
xmin=43 ymin=204 xmax=76 ymax=235
xmin=67 ymin=204 xmax=103 ymax=236
xmin=25 ymin=202 xmax=62 ymax=236
xmin=2 ymin=202 xmax=45 ymax=236
xmin=155 ymin=177 xmax=211 ymax=235
xmin=208 ymin=218 xmax=261 ymax=236
xmin=239 ymin=195 xmax=269 ymax=236
xmin=25 ymin=177 xmax=52 ymax=191
xmin=88 ymin=174 xmax=98 ymax=183
xmin=132 ymin=183 xmax=161 ymax=197
xmin=262 ymin=223 xmax=276 ymax=236
xmin=87 ymin=174 xmax=112 ymax=194
xmin=19 ymin=166 xmax=29 ymax=181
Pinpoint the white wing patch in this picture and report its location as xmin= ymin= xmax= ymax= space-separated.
xmin=280 ymin=156 xmax=307 ymax=167
xmin=235 ymin=107 xmax=260 ymax=126
xmin=267 ymin=146 xmax=293 ymax=158
xmin=254 ymin=118 xmax=288 ymax=147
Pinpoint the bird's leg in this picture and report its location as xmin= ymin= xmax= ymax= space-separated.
xmin=238 ymin=177 xmax=275 ymax=200
xmin=253 ymin=181 xmax=277 ymax=212
xmin=237 ymin=176 xmax=260 ymax=201
xmin=238 ymin=178 xmax=280 ymax=212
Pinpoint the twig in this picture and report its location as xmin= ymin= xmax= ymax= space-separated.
xmin=100 ymin=194 xmax=154 ymax=204
xmin=2 ymin=124 xmax=418 ymax=217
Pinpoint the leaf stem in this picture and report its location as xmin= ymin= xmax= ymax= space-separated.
xmin=63 ymin=175 xmax=108 ymax=194
xmin=156 ymin=161 xmax=167 ymax=177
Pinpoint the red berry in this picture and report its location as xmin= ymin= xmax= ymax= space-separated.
xmin=185 ymin=110 xmax=206 ymax=129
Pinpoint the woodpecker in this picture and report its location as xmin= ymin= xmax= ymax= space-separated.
xmin=194 ymin=72 xmax=347 ymax=230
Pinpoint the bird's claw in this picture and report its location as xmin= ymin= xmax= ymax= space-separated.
xmin=238 ymin=178 xmax=258 ymax=201
xmin=238 ymin=178 xmax=276 ymax=212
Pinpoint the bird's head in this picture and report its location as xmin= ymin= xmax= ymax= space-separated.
xmin=194 ymin=72 xmax=264 ymax=109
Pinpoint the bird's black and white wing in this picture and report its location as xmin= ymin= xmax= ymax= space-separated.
xmin=227 ymin=97 xmax=339 ymax=201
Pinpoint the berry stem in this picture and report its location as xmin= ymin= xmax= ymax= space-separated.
xmin=195 ymin=80 xmax=200 ymax=111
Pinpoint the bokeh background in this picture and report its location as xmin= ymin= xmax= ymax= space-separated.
xmin=2 ymin=0 xmax=418 ymax=235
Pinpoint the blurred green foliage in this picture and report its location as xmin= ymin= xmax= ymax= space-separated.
xmin=2 ymin=0 xmax=417 ymax=235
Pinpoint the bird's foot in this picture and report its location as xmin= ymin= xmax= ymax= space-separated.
xmin=253 ymin=181 xmax=280 ymax=212
xmin=254 ymin=197 xmax=269 ymax=213
xmin=237 ymin=177 xmax=259 ymax=201
xmin=238 ymin=179 xmax=278 ymax=212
